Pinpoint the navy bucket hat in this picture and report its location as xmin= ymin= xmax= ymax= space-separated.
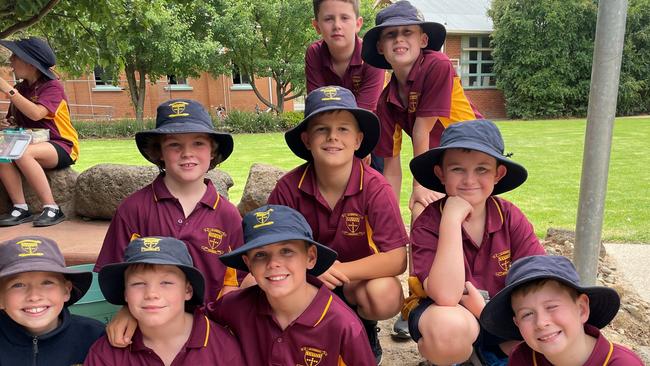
xmin=219 ymin=205 xmax=337 ymax=276
xmin=361 ymin=0 xmax=447 ymax=69
xmin=409 ymin=119 xmax=527 ymax=195
xmin=0 ymin=37 xmax=57 ymax=80
xmin=0 ymin=236 xmax=92 ymax=306
xmin=135 ymin=99 xmax=234 ymax=169
xmin=285 ymin=86 xmax=380 ymax=161
xmin=480 ymin=255 xmax=621 ymax=340
xmin=98 ymin=236 xmax=205 ymax=306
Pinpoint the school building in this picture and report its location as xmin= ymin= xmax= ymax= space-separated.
xmin=1 ymin=0 xmax=505 ymax=120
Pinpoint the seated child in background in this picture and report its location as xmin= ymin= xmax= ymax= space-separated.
xmin=268 ymin=86 xmax=408 ymax=364
xmin=406 ymin=119 xmax=546 ymax=365
xmin=0 ymin=37 xmax=80 ymax=227
xmin=95 ymin=98 xmax=243 ymax=308
xmin=211 ymin=204 xmax=376 ymax=366
xmin=85 ymin=236 xmax=245 ymax=366
xmin=0 ymin=236 xmax=104 ymax=365
xmin=480 ymin=255 xmax=644 ymax=366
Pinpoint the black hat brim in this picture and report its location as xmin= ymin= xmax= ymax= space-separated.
xmin=480 ymin=274 xmax=621 ymax=340
xmin=285 ymin=106 xmax=380 ymax=161
xmin=219 ymin=232 xmax=337 ymax=277
xmin=98 ymin=260 xmax=205 ymax=306
xmin=362 ymin=21 xmax=446 ymax=69
xmin=0 ymin=40 xmax=57 ymax=80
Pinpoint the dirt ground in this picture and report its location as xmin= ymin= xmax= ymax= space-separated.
xmin=377 ymin=229 xmax=650 ymax=365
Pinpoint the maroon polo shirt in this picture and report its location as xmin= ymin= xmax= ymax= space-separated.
xmin=267 ymin=158 xmax=408 ymax=262
xmin=9 ymin=77 xmax=79 ymax=161
xmin=374 ymin=50 xmax=482 ymax=158
xmin=305 ymin=36 xmax=385 ymax=111
xmin=206 ymin=277 xmax=375 ymax=366
xmin=508 ymin=324 xmax=644 ymax=365
xmin=84 ymin=309 xmax=245 ymax=366
xmin=95 ymin=174 xmax=244 ymax=303
xmin=410 ymin=196 xmax=545 ymax=298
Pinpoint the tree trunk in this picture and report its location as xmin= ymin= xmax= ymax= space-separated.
xmin=124 ymin=63 xmax=147 ymax=125
xmin=275 ymin=81 xmax=284 ymax=114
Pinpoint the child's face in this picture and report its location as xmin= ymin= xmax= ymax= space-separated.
xmin=512 ymin=281 xmax=590 ymax=360
xmin=124 ymin=265 xmax=192 ymax=329
xmin=243 ymin=241 xmax=317 ymax=300
xmin=300 ymin=110 xmax=363 ymax=167
xmin=433 ymin=148 xmax=506 ymax=207
xmin=312 ymin=0 xmax=362 ymax=50
xmin=160 ymin=133 xmax=214 ymax=184
xmin=0 ymin=271 xmax=71 ymax=336
xmin=9 ymin=54 xmax=39 ymax=80
xmin=377 ymin=25 xmax=428 ymax=69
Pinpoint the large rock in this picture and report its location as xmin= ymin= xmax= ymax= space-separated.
xmin=0 ymin=168 xmax=78 ymax=218
xmin=237 ymin=163 xmax=286 ymax=216
xmin=75 ymin=164 xmax=233 ymax=219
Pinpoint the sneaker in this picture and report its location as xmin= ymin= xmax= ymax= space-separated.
xmin=0 ymin=207 xmax=33 ymax=227
xmin=391 ymin=316 xmax=411 ymax=341
xmin=363 ymin=319 xmax=382 ymax=365
xmin=33 ymin=207 xmax=65 ymax=227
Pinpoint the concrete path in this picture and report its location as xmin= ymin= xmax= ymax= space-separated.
xmin=604 ymin=243 xmax=650 ymax=303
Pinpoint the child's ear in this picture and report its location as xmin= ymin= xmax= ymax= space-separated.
xmin=242 ymin=255 xmax=251 ymax=271
xmin=419 ymin=32 xmax=429 ymax=49
xmin=354 ymin=131 xmax=364 ymax=150
xmin=433 ymin=165 xmax=445 ymax=184
xmin=63 ymin=280 xmax=72 ymax=303
xmin=185 ymin=282 xmax=193 ymax=302
xmin=495 ymin=164 xmax=507 ymax=182
xmin=312 ymin=19 xmax=321 ymax=34
xmin=376 ymin=40 xmax=385 ymax=56
xmin=300 ymin=131 xmax=312 ymax=151
xmin=306 ymin=245 xmax=317 ymax=270
xmin=577 ymin=294 xmax=590 ymax=323
xmin=355 ymin=17 xmax=363 ymax=33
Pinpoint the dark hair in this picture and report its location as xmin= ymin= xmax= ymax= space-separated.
xmin=313 ymin=0 xmax=360 ymax=19
xmin=511 ymin=278 xmax=580 ymax=302
xmin=141 ymin=134 xmax=219 ymax=170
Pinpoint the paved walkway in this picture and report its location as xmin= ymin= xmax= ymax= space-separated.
xmin=1 ymin=221 xmax=648 ymax=303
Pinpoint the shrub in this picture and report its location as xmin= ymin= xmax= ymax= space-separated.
xmin=74 ymin=118 xmax=156 ymax=139
xmin=279 ymin=111 xmax=304 ymax=130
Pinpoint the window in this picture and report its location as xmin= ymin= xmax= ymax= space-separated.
xmin=92 ymin=66 xmax=121 ymax=91
xmin=460 ymin=36 xmax=496 ymax=89
xmin=165 ymin=75 xmax=192 ymax=91
xmin=231 ymin=65 xmax=252 ymax=90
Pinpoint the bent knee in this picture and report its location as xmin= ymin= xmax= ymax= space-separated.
xmin=356 ymin=277 xmax=404 ymax=319
xmin=418 ymin=305 xmax=479 ymax=363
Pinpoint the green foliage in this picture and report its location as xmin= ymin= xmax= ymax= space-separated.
xmin=617 ymin=0 xmax=650 ymax=115
xmin=73 ymin=118 xmax=155 ymax=138
xmin=489 ymin=0 xmax=597 ymax=119
xmin=280 ymin=111 xmax=304 ymax=128
xmin=222 ymin=110 xmax=298 ymax=134
xmin=0 ymin=0 xmax=59 ymax=38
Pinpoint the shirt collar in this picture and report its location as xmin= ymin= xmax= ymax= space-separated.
xmin=131 ymin=309 xmax=209 ymax=352
xmin=152 ymin=174 xmax=220 ymax=210
xmin=320 ymin=36 xmax=363 ymax=69
xmin=297 ymin=158 xmax=365 ymax=198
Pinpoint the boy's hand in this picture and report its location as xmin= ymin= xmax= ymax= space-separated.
xmin=409 ymin=185 xmax=444 ymax=211
xmin=317 ymin=260 xmax=350 ymax=290
xmin=459 ymin=281 xmax=486 ymax=318
xmin=441 ymin=196 xmax=473 ymax=223
xmin=107 ymin=306 xmax=137 ymax=348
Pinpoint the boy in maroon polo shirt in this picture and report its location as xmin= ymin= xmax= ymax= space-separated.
xmin=480 ymin=255 xmax=643 ymax=366
xmin=211 ymin=204 xmax=375 ymax=366
xmin=361 ymin=0 xmax=482 ymax=220
xmin=306 ymin=0 xmax=384 ymax=111
xmin=406 ymin=120 xmax=546 ymax=365
xmin=86 ymin=236 xmax=245 ymax=366
xmin=268 ymin=86 xmax=408 ymax=364
xmin=95 ymin=99 xmax=243 ymax=307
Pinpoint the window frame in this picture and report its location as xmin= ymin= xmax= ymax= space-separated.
xmin=460 ymin=35 xmax=497 ymax=90
xmin=164 ymin=75 xmax=193 ymax=91
xmin=92 ymin=66 xmax=122 ymax=92
xmin=230 ymin=65 xmax=252 ymax=91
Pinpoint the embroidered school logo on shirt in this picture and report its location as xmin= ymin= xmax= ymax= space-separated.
xmin=254 ymin=208 xmax=274 ymax=228
xmin=141 ymin=238 xmax=162 ymax=252
xmin=351 ymin=75 xmax=362 ymax=94
xmin=300 ymin=346 xmax=328 ymax=366
xmin=168 ymin=101 xmax=190 ymax=117
xmin=341 ymin=212 xmax=365 ymax=236
xmin=408 ymin=92 xmax=420 ymax=113
xmin=320 ymin=86 xmax=341 ymax=101
xmin=201 ymin=227 xmax=226 ymax=255
xmin=493 ymin=250 xmax=511 ymax=277
xmin=16 ymin=239 xmax=44 ymax=257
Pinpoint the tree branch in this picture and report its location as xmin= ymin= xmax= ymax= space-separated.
xmin=0 ymin=0 xmax=61 ymax=39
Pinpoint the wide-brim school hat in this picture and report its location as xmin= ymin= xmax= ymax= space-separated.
xmin=0 ymin=236 xmax=91 ymax=306
xmin=479 ymin=255 xmax=621 ymax=341
xmin=409 ymin=119 xmax=527 ymax=195
xmin=361 ymin=0 xmax=447 ymax=69
xmin=99 ymin=236 xmax=205 ymax=306
xmin=220 ymin=205 xmax=337 ymax=276
xmin=285 ymin=86 xmax=379 ymax=161
xmin=135 ymin=99 xmax=234 ymax=169
xmin=0 ymin=37 xmax=57 ymax=80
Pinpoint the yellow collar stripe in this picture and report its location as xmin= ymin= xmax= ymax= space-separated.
xmin=313 ymin=294 xmax=333 ymax=327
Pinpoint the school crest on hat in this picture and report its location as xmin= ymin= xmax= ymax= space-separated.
xmin=16 ymin=238 xmax=45 ymax=257
xmin=168 ymin=101 xmax=191 ymax=117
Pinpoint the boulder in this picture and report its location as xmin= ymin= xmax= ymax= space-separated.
xmin=75 ymin=164 xmax=233 ymax=219
xmin=237 ymin=163 xmax=286 ymax=216
xmin=0 ymin=168 xmax=78 ymax=218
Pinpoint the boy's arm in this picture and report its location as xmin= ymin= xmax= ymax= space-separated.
xmin=106 ymin=306 xmax=138 ymax=348
xmin=424 ymin=196 xmax=471 ymax=305
xmin=383 ymin=156 xmax=402 ymax=201
xmin=410 ymin=116 xmax=445 ymax=219
xmin=355 ymin=66 xmax=385 ymax=111
xmin=331 ymin=246 xmax=406 ymax=282
xmin=305 ymin=44 xmax=324 ymax=93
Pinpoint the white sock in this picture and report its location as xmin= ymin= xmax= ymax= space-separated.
xmin=14 ymin=203 xmax=28 ymax=210
xmin=43 ymin=204 xmax=59 ymax=210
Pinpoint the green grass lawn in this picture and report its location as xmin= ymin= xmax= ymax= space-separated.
xmin=74 ymin=117 xmax=650 ymax=243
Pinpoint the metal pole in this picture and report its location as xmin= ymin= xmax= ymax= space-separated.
xmin=575 ymin=0 xmax=628 ymax=285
